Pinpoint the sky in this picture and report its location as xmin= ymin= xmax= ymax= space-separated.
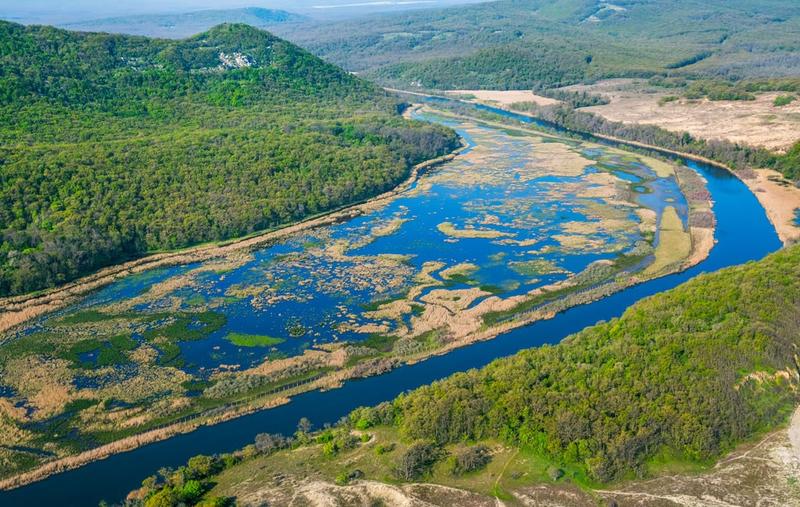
xmin=0 ymin=0 xmax=484 ymax=24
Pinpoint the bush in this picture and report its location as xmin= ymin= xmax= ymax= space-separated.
xmin=450 ymin=445 xmax=492 ymax=475
xmin=335 ymin=472 xmax=351 ymax=486
xmin=186 ymin=455 xmax=218 ymax=479
xmin=144 ymin=488 xmax=179 ymax=507
xmin=319 ymin=428 xmax=359 ymax=457
xmin=547 ymin=466 xmax=565 ymax=481
xmin=335 ymin=469 xmax=365 ymax=485
xmin=179 ymin=480 xmax=204 ymax=503
xmin=774 ymin=95 xmax=796 ymax=107
xmin=196 ymin=498 xmax=234 ymax=507
xmin=657 ymin=95 xmax=679 ymax=106
xmin=375 ymin=443 xmax=395 ymax=455
xmin=395 ymin=442 xmax=443 ymax=481
xmin=255 ymin=432 xmax=291 ymax=455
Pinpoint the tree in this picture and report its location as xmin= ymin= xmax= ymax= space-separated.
xmin=144 ymin=488 xmax=179 ymax=507
xmin=254 ymin=433 xmax=290 ymax=454
xmin=297 ymin=417 xmax=313 ymax=434
xmin=395 ymin=442 xmax=442 ymax=481
xmin=186 ymin=455 xmax=217 ymax=479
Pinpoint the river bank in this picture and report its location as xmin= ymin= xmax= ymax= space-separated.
xmin=411 ymin=87 xmax=800 ymax=246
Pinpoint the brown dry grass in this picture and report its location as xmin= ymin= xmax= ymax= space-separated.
xmin=446 ymin=89 xmax=560 ymax=107
xmin=562 ymin=78 xmax=800 ymax=152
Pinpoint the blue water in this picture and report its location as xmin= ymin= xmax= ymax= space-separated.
xmin=0 ymin=104 xmax=781 ymax=506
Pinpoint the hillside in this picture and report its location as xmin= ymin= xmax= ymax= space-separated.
xmin=62 ymin=8 xmax=306 ymax=39
xmin=132 ymin=244 xmax=800 ymax=504
xmin=274 ymin=0 xmax=800 ymax=87
xmin=0 ymin=22 xmax=459 ymax=297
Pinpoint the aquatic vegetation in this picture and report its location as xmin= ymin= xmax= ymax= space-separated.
xmin=439 ymin=263 xmax=480 ymax=281
xmin=225 ymin=334 xmax=285 ymax=348
xmin=508 ymin=260 xmax=568 ymax=277
xmin=437 ymin=222 xmax=513 ymax=239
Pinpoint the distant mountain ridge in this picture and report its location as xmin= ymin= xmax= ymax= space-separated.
xmin=62 ymin=7 xmax=306 ymax=38
xmin=276 ymin=0 xmax=800 ymax=86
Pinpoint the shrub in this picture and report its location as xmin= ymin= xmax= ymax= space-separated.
xmin=335 ymin=472 xmax=350 ymax=486
xmin=395 ymin=442 xmax=443 ymax=481
xmin=196 ymin=498 xmax=234 ymax=507
xmin=375 ymin=443 xmax=395 ymax=455
xmin=450 ymin=445 xmax=492 ymax=475
xmin=179 ymin=480 xmax=204 ymax=503
xmin=144 ymin=488 xmax=179 ymax=507
xmin=774 ymin=95 xmax=796 ymax=107
xmin=255 ymin=433 xmax=291 ymax=455
xmin=658 ymin=95 xmax=679 ymax=106
xmin=186 ymin=455 xmax=217 ymax=479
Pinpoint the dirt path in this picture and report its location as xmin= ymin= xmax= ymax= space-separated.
xmin=789 ymin=406 xmax=800 ymax=459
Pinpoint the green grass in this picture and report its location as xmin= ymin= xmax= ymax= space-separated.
xmin=225 ymin=333 xmax=285 ymax=348
xmin=58 ymin=310 xmax=138 ymax=325
xmin=361 ymin=333 xmax=398 ymax=352
xmin=774 ymin=95 xmax=797 ymax=107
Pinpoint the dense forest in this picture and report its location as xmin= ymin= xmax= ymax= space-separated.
xmin=133 ymin=245 xmax=800 ymax=504
xmin=0 ymin=22 xmax=459 ymax=297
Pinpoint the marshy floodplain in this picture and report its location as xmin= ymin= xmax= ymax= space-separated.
xmin=0 ymin=108 xmax=713 ymax=481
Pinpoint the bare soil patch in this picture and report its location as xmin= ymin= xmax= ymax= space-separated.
xmin=447 ymin=89 xmax=560 ymax=107
xmin=743 ymin=169 xmax=800 ymax=245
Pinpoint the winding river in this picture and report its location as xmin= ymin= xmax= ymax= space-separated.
xmin=0 ymin=102 xmax=782 ymax=506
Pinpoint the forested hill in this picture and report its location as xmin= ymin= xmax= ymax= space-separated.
xmin=0 ymin=22 xmax=459 ymax=297
xmin=383 ymin=245 xmax=800 ymax=483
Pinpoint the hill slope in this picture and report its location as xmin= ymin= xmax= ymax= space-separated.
xmin=132 ymin=244 xmax=800 ymax=504
xmin=0 ymin=22 xmax=459 ymax=297
xmin=274 ymin=0 xmax=800 ymax=87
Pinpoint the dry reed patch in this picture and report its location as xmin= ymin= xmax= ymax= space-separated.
xmin=645 ymin=206 xmax=692 ymax=276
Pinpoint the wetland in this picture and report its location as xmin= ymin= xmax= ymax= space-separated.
xmin=0 ymin=106 xmax=716 ymax=489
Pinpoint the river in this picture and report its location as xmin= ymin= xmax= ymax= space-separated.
xmin=0 ymin=102 xmax=781 ymax=506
